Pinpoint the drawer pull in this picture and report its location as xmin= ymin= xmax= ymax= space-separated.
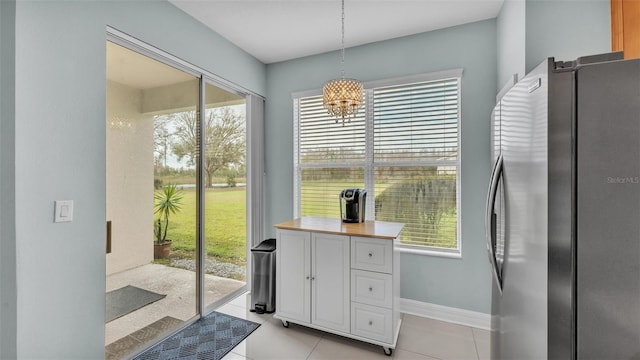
xmin=306 ymin=276 xmax=310 ymax=280
xmin=368 ymin=252 xmax=373 ymax=257
xmin=369 ymin=286 xmax=373 ymax=292
xmin=369 ymin=320 xmax=373 ymax=326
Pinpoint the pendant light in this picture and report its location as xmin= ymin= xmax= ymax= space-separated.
xmin=322 ymin=0 xmax=364 ymax=126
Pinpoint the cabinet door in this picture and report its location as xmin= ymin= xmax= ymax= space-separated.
xmin=311 ymin=233 xmax=350 ymax=333
xmin=612 ymin=0 xmax=640 ymax=59
xmin=276 ymin=229 xmax=311 ymax=324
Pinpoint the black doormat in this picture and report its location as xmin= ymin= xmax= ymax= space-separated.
xmin=106 ymin=285 xmax=166 ymax=323
xmin=134 ymin=311 xmax=260 ymax=360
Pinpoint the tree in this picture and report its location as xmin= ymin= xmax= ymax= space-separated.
xmin=375 ymin=174 xmax=457 ymax=247
xmin=153 ymin=115 xmax=172 ymax=174
xmin=172 ymin=107 xmax=245 ymax=188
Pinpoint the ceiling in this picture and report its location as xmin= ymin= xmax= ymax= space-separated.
xmin=107 ymin=41 xmax=195 ymax=89
xmin=169 ymin=0 xmax=505 ymax=64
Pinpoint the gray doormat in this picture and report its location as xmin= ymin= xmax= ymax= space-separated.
xmin=106 ymin=285 xmax=166 ymax=323
xmin=134 ymin=311 xmax=260 ymax=360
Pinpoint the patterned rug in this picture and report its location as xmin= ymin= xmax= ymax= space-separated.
xmin=134 ymin=311 xmax=260 ymax=360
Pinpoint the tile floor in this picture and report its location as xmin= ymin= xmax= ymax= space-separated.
xmin=216 ymin=293 xmax=490 ymax=360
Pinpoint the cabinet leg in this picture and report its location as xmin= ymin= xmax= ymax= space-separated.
xmin=383 ymin=347 xmax=393 ymax=356
xmin=281 ymin=320 xmax=290 ymax=328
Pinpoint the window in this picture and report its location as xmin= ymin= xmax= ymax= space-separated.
xmin=293 ymin=70 xmax=462 ymax=254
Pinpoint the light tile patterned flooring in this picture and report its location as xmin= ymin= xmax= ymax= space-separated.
xmin=217 ymin=293 xmax=490 ymax=360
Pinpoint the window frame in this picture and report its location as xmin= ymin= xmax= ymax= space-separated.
xmin=293 ymin=69 xmax=463 ymax=257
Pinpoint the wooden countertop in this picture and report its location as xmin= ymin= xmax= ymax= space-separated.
xmin=274 ymin=216 xmax=404 ymax=240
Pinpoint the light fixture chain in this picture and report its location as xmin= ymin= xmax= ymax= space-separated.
xmin=341 ymin=0 xmax=345 ymax=79
xmin=322 ymin=0 xmax=364 ymax=125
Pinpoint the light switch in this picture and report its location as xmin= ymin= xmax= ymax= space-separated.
xmin=54 ymin=200 xmax=74 ymax=223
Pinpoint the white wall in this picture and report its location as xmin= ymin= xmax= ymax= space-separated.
xmin=106 ymin=81 xmax=154 ymax=275
xmin=6 ymin=1 xmax=265 ymax=358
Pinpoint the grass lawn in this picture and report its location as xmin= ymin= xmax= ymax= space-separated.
xmin=161 ymin=180 xmax=457 ymax=267
xmin=161 ymin=187 xmax=247 ymax=265
xmin=301 ymin=180 xmax=457 ymax=249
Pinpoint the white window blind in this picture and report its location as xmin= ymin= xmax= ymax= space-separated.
xmin=373 ymin=79 xmax=459 ymax=162
xmin=372 ymin=79 xmax=459 ymax=249
xmin=294 ymin=73 xmax=460 ymax=252
xmin=296 ymin=96 xmax=366 ymax=219
xmin=298 ymin=96 xmax=366 ymax=164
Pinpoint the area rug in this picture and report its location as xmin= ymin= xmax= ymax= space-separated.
xmin=133 ymin=311 xmax=260 ymax=360
xmin=106 ymin=285 xmax=166 ymax=323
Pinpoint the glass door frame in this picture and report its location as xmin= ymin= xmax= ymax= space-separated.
xmin=107 ymin=27 xmax=264 ymax=321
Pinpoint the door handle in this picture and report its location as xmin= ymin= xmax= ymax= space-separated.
xmin=485 ymin=154 xmax=503 ymax=292
xmin=106 ymin=220 xmax=112 ymax=254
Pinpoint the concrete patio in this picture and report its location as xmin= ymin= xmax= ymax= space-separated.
xmin=105 ymin=263 xmax=246 ymax=358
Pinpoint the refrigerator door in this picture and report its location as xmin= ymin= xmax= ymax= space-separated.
xmin=546 ymin=63 xmax=577 ymax=359
xmin=494 ymin=60 xmax=549 ymax=359
xmin=576 ymin=58 xmax=640 ymax=359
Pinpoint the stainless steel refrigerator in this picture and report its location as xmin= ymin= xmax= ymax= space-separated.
xmin=486 ymin=52 xmax=640 ymax=359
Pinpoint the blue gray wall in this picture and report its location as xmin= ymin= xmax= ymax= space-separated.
xmin=525 ymin=0 xmax=610 ymax=71
xmin=3 ymin=1 xmax=265 ymax=358
xmin=265 ymin=20 xmax=498 ymax=313
xmin=496 ymin=0 xmax=525 ymax=91
xmin=497 ymin=0 xmax=610 ymax=92
xmin=0 ymin=1 xmax=17 ymax=358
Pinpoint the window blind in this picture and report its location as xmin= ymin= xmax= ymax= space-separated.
xmin=373 ymin=79 xmax=459 ymax=162
xmin=294 ymin=75 xmax=460 ymax=251
xmin=372 ymin=79 xmax=459 ymax=249
xmin=298 ymin=96 xmax=366 ymax=164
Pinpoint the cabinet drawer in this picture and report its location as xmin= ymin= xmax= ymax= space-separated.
xmin=351 ymin=269 xmax=392 ymax=308
xmin=351 ymin=303 xmax=392 ymax=343
xmin=351 ymin=236 xmax=393 ymax=273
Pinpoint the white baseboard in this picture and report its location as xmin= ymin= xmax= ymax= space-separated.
xmin=399 ymin=298 xmax=491 ymax=330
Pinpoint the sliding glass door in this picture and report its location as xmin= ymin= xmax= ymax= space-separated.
xmin=105 ymin=38 xmax=253 ymax=359
xmin=201 ymin=81 xmax=248 ymax=311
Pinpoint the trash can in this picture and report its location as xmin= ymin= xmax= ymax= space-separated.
xmin=250 ymin=238 xmax=276 ymax=314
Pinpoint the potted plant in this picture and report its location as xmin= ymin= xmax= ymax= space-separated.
xmin=153 ymin=183 xmax=184 ymax=259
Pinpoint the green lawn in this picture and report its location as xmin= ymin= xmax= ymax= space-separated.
xmin=301 ymin=179 xmax=457 ymax=249
xmin=161 ymin=187 xmax=247 ymax=265
xmin=161 ymin=180 xmax=457 ymax=267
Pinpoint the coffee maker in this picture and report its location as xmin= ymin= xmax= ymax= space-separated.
xmin=340 ymin=188 xmax=366 ymax=223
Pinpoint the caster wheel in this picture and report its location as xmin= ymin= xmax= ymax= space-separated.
xmin=282 ymin=320 xmax=290 ymax=328
xmin=383 ymin=347 xmax=393 ymax=356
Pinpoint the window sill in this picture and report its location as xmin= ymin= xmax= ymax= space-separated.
xmin=396 ymin=244 xmax=462 ymax=259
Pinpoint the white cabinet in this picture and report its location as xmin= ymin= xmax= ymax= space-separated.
xmin=311 ymin=232 xmax=351 ymax=333
xmin=274 ymin=217 xmax=404 ymax=356
xmin=351 ymin=236 xmax=393 ymax=273
xmin=351 ymin=269 xmax=392 ymax=308
xmin=276 ymin=229 xmax=350 ymax=334
xmin=350 ymin=236 xmax=397 ymax=346
xmin=275 ymin=229 xmax=310 ymax=323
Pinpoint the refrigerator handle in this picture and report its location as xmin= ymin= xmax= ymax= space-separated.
xmin=485 ymin=153 xmax=503 ymax=292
